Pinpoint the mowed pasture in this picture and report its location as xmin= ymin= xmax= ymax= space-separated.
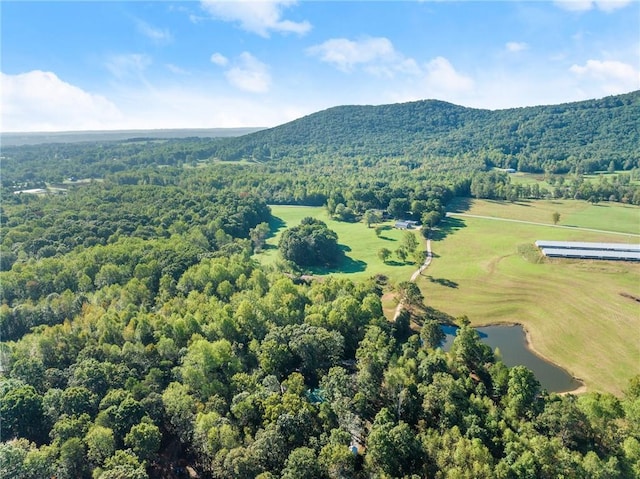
xmin=258 ymin=205 xmax=422 ymax=284
xmin=508 ymin=170 xmax=640 ymax=190
xmin=423 ymin=198 xmax=640 ymax=395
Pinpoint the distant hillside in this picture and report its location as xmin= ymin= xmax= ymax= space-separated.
xmin=0 ymin=127 xmax=265 ymax=147
xmin=2 ymin=92 xmax=638 ymax=187
xmin=212 ymin=91 xmax=640 ymax=173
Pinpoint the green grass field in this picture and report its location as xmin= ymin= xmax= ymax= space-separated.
xmin=423 ymin=199 xmax=640 ymax=395
xmin=449 ymin=197 xmax=640 ymax=236
xmin=508 ymin=172 xmax=553 ymax=190
xmin=257 ymin=205 xmax=422 ymax=284
xmin=509 ymin=170 xmax=640 ymax=189
xmin=258 ymin=200 xmax=639 ymax=395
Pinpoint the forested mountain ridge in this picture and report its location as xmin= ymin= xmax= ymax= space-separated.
xmin=3 ymin=91 xmax=638 ymax=192
xmin=212 ymin=90 xmax=640 ymax=172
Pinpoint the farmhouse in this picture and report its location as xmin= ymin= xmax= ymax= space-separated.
xmin=535 ymin=240 xmax=640 ymax=261
xmin=395 ymin=220 xmax=418 ymax=229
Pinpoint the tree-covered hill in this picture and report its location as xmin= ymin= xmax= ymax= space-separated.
xmin=212 ymin=90 xmax=640 ymax=173
xmin=2 ymin=91 xmax=638 ymax=191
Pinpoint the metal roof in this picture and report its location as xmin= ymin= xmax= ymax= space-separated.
xmin=541 ymin=248 xmax=640 ymax=261
xmin=535 ymin=240 xmax=640 ymax=252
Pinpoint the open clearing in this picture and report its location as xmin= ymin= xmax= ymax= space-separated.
xmin=257 ymin=205 xmax=423 ymax=285
xmin=508 ymin=169 xmax=640 ymax=189
xmin=422 ymin=198 xmax=640 ymax=395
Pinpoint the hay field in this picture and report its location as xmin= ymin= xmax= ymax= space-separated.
xmin=423 ymin=199 xmax=640 ymax=395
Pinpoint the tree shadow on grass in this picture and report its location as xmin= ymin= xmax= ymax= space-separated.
xmin=425 ymin=275 xmax=459 ymax=288
xmin=309 ymin=254 xmax=367 ymax=275
xmin=337 ymin=255 xmax=367 ymax=274
xmin=384 ymin=260 xmax=408 ymax=266
xmin=430 ymin=216 xmax=466 ymax=241
xmin=447 ymin=197 xmax=473 ymax=213
xmin=375 ymin=225 xmax=399 ymax=241
xmin=267 ymin=216 xmax=286 ymax=238
xmin=411 ymin=305 xmax=456 ymax=326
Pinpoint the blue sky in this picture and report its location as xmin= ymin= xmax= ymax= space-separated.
xmin=1 ymin=0 xmax=639 ymax=132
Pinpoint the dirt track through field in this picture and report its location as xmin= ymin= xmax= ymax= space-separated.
xmin=446 ymin=212 xmax=640 ymax=238
xmin=393 ymin=234 xmax=433 ymax=321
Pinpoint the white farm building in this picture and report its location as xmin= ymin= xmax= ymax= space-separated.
xmin=535 ymin=240 xmax=640 ymax=261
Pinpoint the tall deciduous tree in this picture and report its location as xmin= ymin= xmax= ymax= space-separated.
xmin=363 ymin=209 xmax=381 ymax=228
xmin=397 ymin=281 xmax=424 ymax=307
xmin=378 ymin=247 xmax=391 ymax=263
xmin=366 ymin=408 xmax=424 ymax=477
xmin=124 ymin=421 xmax=162 ymax=462
xmin=506 ymin=365 xmax=542 ymax=419
xmin=250 ymin=222 xmax=271 ymax=252
xmin=278 ymin=218 xmax=341 ymax=267
xmin=281 ymin=447 xmax=323 ymax=479
xmin=402 ymin=231 xmax=419 ymax=252
xmin=85 ymin=425 xmax=116 ymax=466
xmin=0 ymin=383 xmax=46 ymax=443
xmin=421 ymin=319 xmax=445 ymax=349
xmin=181 ymin=338 xmax=240 ymax=400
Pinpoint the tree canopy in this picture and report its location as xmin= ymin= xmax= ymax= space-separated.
xmin=278 ymin=217 xmax=342 ymax=267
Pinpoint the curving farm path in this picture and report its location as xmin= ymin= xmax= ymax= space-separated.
xmin=393 ymin=232 xmax=433 ymax=321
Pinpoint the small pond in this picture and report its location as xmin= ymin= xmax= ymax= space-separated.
xmin=441 ymin=324 xmax=582 ymax=393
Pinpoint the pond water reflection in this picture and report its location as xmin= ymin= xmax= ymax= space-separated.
xmin=441 ymin=324 xmax=582 ymax=393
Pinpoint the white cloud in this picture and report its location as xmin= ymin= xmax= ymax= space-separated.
xmin=136 ymin=19 xmax=172 ymax=44
xmin=1 ymin=70 xmax=123 ymax=132
xmin=0 ymin=69 xmax=305 ymax=132
xmin=570 ymin=59 xmax=640 ymax=94
xmin=307 ymin=37 xmax=395 ymax=72
xmin=106 ymin=53 xmax=151 ymax=79
xmin=210 ymin=52 xmax=229 ymax=66
xmin=308 ymin=37 xmax=384 ymax=71
xmin=308 ymin=37 xmax=473 ymax=102
xmin=423 ymin=56 xmax=475 ymax=94
xmin=307 ymin=36 xmax=421 ymax=77
xmin=189 ymin=13 xmax=207 ymax=24
xmin=166 ymin=64 xmax=191 ymax=75
xmin=506 ymin=42 xmax=529 ymax=53
xmin=554 ymin=0 xmax=598 ymax=11
xmin=553 ymin=0 xmax=632 ymax=12
xmin=200 ymin=0 xmax=311 ymax=37
xmin=383 ymin=56 xmax=476 ymax=107
xmin=224 ymin=52 xmax=271 ymax=93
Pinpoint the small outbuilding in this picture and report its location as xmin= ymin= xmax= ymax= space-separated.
xmin=395 ymin=220 xmax=418 ymax=229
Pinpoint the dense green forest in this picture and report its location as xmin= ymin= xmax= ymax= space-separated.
xmin=2 ymin=92 xmax=640 ymax=478
xmin=3 ymin=91 xmax=639 ymax=205
xmin=210 ymin=91 xmax=640 ymax=173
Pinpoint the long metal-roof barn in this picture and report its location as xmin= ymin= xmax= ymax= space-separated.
xmin=535 ymin=240 xmax=640 ymax=261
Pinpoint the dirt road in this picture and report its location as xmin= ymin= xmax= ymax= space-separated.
xmin=446 ymin=212 xmax=640 ymax=238
xmin=393 ymin=234 xmax=433 ymax=320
